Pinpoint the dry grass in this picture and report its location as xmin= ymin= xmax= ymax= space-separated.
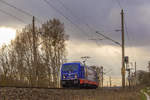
xmin=60 ymin=89 xmax=141 ymax=100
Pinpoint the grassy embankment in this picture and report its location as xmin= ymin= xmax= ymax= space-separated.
xmin=140 ymin=87 xmax=150 ymax=100
xmin=140 ymin=91 xmax=147 ymax=100
xmin=144 ymin=87 xmax=150 ymax=96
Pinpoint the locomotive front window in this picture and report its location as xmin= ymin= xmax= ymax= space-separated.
xmin=62 ymin=64 xmax=78 ymax=72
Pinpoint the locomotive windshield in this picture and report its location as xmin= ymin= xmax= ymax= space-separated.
xmin=62 ymin=64 xmax=78 ymax=72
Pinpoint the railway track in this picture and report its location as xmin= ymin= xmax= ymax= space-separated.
xmin=0 ymin=86 xmax=64 ymax=89
xmin=0 ymin=86 xmax=90 ymax=90
xmin=0 ymin=86 xmax=122 ymax=90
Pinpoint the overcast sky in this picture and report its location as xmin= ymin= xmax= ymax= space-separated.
xmin=0 ymin=0 xmax=150 ymax=86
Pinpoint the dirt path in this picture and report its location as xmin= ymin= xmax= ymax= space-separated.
xmin=144 ymin=92 xmax=150 ymax=100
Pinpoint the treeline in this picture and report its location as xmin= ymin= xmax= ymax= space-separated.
xmin=136 ymin=70 xmax=150 ymax=86
xmin=0 ymin=18 xmax=68 ymax=88
xmin=90 ymin=66 xmax=103 ymax=87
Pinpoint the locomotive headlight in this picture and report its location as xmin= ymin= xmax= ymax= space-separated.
xmin=63 ymin=75 xmax=66 ymax=79
xmin=75 ymin=74 xmax=77 ymax=79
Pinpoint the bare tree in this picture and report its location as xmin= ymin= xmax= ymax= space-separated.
xmin=40 ymin=18 xmax=68 ymax=87
xmin=0 ymin=18 xmax=68 ymax=88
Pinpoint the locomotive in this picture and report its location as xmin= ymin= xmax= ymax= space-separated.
xmin=60 ymin=62 xmax=99 ymax=88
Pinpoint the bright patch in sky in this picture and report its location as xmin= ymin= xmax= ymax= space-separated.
xmin=0 ymin=27 xmax=16 ymax=46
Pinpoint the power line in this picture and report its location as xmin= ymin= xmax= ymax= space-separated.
xmin=56 ymin=0 xmax=99 ymax=40
xmin=0 ymin=0 xmax=32 ymax=17
xmin=41 ymin=0 xmax=91 ymax=39
xmin=57 ymin=0 xmax=113 ymax=30
xmin=56 ymin=0 xmax=81 ymax=22
xmin=124 ymin=21 xmax=136 ymax=61
xmin=56 ymin=0 xmax=109 ymax=39
xmin=49 ymin=0 xmax=120 ymax=45
xmin=56 ymin=0 xmax=73 ymax=15
xmin=87 ymin=25 xmax=121 ymax=66
xmin=0 ymin=8 xmax=25 ymax=23
xmin=115 ymin=0 xmax=122 ymax=9
xmin=96 ymin=31 xmax=121 ymax=46
xmin=42 ymin=0 xmax=78 ymax=26
xmin=86 ymin=24 xmax=121 ymax=56
xmin=0 ymin=0 xmax=42 ymax=23
xmin=125 ymin=23 xmax=130 ymax=42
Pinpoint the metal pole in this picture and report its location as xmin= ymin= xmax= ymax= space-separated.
xmin=121 ymin=9 xmax=125 ymax=88
xmin=135 ymin=62 xmax=137 ymax=86
xmin=128 ymin=69 xmax=131 ymax=87
xmin=101 ymin=66 xmax=103 ymax=88
xmin=109 ymin=76 xmax=112 ymax=87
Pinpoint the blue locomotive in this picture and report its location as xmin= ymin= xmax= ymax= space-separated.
xmin=60 ymin=62 xmax=99 ymax=88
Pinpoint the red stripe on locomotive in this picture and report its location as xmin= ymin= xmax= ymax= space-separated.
xmin=79 ymin=79 xmax=98 ymax=86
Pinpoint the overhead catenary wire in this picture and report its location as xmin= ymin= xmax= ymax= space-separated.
xmin=56 ymin=0 xmax=83 ymax=23
xmin=56 ymin=0 xmax=94 ymax=31
xmin=41 ymin=0 xmax=92 ymax=39
xmin=42 ymin=0 xmax=80 ymax=27
xmin=0 ymin=0 xmax=32 ymax=17
xmin=55 ymin=0 xmax=108 ymax=39
xmin=56 ymin=0 xmax=75 ymax=18
xmin=87 ymin=24 xmax=122 ymax=67
xmin=86 ymin=26 xmax=121 ymax=67
xmin=115 ymin=0 xmax=122 ymax=9
xmin=50 ymin=0 xmax=122 ymax=48
xmin=56 ymin=0 xmax=96 ymax=41
xmin=124 ymin=22 xmax=131 ymax=47
xmin=86 ymin=14 xmax=122 ymax=66
xmin=0 ymin=8 xmax=25 ymax=23
xmin=124 ymin=16 xmax=130 ymax=42
xmin=57 ymin=0 xmax=115 ymax=29
xmin=86 ymin=24 xmax=121 ymax=55
xmin=0 ymin=0 xmax=42 ymax=24
xmin=96 ymin=31 xmax=121 ymax=46
xmin=124 ymin=21 xmax=136 ymax=61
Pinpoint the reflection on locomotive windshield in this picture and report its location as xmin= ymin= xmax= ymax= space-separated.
xmin=62 ymin=64 xmax=78 ymax=72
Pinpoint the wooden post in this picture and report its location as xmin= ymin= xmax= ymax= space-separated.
xmin=121 ymin=9 xmax=125 ymax=88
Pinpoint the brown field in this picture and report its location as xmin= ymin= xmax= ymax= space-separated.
xmin=0 ymin=87 xmax=141 ymax=100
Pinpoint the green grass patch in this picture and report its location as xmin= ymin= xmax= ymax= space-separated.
xmin=140 ymin=92 xmax=147 ymax=100
xmin=144 ymin=87 xmax=150 ymax=96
